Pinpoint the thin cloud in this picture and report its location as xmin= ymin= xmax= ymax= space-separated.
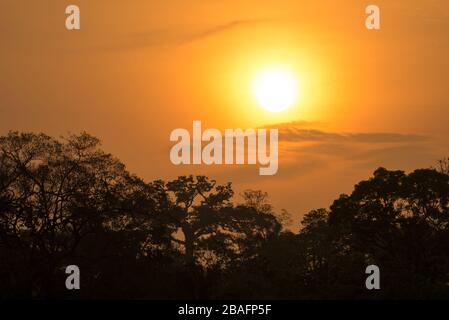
xmin=258 ymin=120 xmax=435 ymax=177
xmin=268 ymin=120 xmax=428 ymax=144
xmin=178 ymin=19 xmax=271 ymax=44
xmin=99 ymin=19 xmax=273 ymax=51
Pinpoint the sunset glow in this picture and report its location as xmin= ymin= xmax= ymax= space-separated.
xmin=2 ymin=0 xmax=449 ymax=302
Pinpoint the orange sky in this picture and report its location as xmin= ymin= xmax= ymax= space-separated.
xmin=1 ymin=0 xmax=449 ymax=228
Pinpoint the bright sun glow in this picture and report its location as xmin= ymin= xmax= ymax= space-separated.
xmin=253 ymin=68 xmax=299 ymax=112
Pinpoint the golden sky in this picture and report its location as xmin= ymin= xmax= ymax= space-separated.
xmin=1 ymin=0 xmax=449 ymax=226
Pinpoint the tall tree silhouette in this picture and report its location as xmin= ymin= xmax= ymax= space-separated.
xmin=0 ymin=132 xmax=149 ymax=298
xmin=163 ymin=175 xmax=234 ymax=266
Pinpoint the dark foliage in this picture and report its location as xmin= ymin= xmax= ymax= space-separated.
xmin=1 ymin=132 xmax=448 ymax=299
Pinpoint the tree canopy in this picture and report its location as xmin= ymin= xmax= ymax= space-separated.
xmin=1 ymin=132 xmax=449 ymax=299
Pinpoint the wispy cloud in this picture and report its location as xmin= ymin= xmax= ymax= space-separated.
xmin=177 ymin=19 xmax=271 ymax=45
xmin=260 ymin=120 xmax=437 ymax=178
xmin=194 ymin=120 xmax=435 ymax=182
xmin=99 ymin=19 xmax=272 ymax=51
xmin=270 ymin=121 xmax=427 ymax=144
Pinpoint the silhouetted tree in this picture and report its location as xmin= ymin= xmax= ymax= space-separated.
xmin=327 ymin=167 xmax=449 ymax=298
xmin=2 ymin=131 xmax=449 ymax=299
xmin=0 ymin=132 xmax=158 ymax=298
xmin=436 ymin=157 xmax=449 ymax=175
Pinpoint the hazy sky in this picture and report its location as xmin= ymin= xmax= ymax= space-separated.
xmin=1 ymin=0 xmax=449 ymax=227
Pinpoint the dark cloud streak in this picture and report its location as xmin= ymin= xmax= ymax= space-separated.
xmin=269 ymin=121 xmax=428 ymax=144
xmin=98 ymin=19 xmax=273 ymax=51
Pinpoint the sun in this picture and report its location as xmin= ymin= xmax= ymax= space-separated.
xmin=252 ymin=67 xmax=299 ymax=112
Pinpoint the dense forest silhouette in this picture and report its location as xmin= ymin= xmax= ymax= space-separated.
xmin=1 ymin=132 xmax=449 ymax=299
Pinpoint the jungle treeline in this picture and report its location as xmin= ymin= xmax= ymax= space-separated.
xmin=1 ymin=132 xmax=449 ymax=299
